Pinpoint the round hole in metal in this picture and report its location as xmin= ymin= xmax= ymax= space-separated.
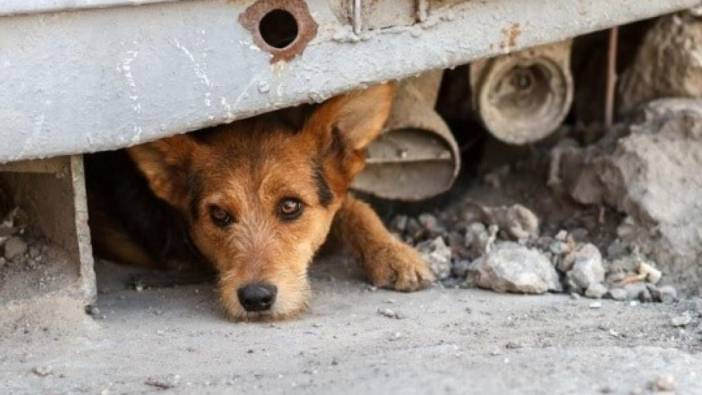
xmin=259 ymin=9 xmax=299 ymax=49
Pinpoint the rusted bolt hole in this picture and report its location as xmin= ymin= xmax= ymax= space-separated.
xmin=240 ymin=0 xmax=317 ymax=63
xmin=259 ymin=9 xmax=299 ymax=49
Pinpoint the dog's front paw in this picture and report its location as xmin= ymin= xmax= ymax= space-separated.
xmin=364 ymin=241 xmax=435 ymax=292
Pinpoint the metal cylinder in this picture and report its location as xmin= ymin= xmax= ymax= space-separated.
xmin=353 ymin=70 xmax=461 ymax=201
xmin=469 ymin=40 xmax=574 ymax=145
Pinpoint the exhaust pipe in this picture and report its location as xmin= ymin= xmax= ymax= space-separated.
xmin=353 ymin=71 xmax=461 ymax=201
xmin=469 ymin=40 xmax=574 ymax=145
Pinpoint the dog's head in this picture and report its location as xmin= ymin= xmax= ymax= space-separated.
xmin=128 ymin=84 xmax=395 ymax=320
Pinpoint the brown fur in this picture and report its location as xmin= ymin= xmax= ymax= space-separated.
xmin=93 ymin=83 xmax=434 ymax=321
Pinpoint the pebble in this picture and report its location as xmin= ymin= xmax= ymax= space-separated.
xmin=85 ymin=305 xmax=101 ymax=317
xmin=639 ymin=262 xmax=662 ymax=284
xmin=4 ymin=236 xmax=27 ymax=260
xmin=608 ymin=288 xmax=628 ymax=301
xmin=649 ymin=285 xmax=678 ymax=304
xmin=671 ymin=312 xmax=692 ymax=327
xmin=31 ymin=366 xmax=52 ymax=377
xmin=451 ymin=260 xmax=472 ymax=278
xmin=145 ymin=374 xmax=181 ymax=389
xmin=624 ymin=283 xmax=649 ymax=302
xmin=505 ymin=341 xmax=523 ymax=349
xmin=469 ymin=242 xmax=561 ymax=294
xmin=416 ymin=237 xmax=452 ymax=280
xmin=377 ymin=308 xmax=403 ymax=320
xmin=417 ymin=213 xmax=445 ymax=238
xmin=649 ymin=374 xmax=675 ymax=392
xmin=390 ymin=215 xmax=409 ymax=233
xmin=589 ymin=302 xmax=603 ymax=309
xmin=585 ymin=283 xmax=608 ymax=299
xmin=464 ymin=223 xmax=491 ymax=257
xmin=564 ymin=244 xmax=605 ymax=292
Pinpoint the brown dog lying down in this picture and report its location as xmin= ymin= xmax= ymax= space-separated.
xmin=86 ymin=83 xmax=434 ymax=321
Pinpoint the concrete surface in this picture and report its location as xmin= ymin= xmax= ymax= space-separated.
xmin=1 ymin=255 xmax=700 ymax=395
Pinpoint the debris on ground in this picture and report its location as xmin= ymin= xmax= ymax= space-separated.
xmin=145 ymin=374 xmax=181 ymax=389
xmin=469 ymin=242 xmax=561 ymax=294
xmin=671 ymin=312 xmax=693 ymax=328
xmin=417 ymin=237 xmax=452 ymax=280
xmin=31 ymin=366 xmax=53 ymax=377
xmin=0 ymin=208 xmax=42 ymax=269
xmin=4 ymin=237 xmax=27 ymax=261
xmin=377 ymin=308 xmax=404 ymax=320
xmin=386 ymin=99 xmax=702 ymax=301
xmin=648 ymin=374 xmax=676 ymax=392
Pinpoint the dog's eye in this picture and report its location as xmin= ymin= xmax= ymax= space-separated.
xmin=278 ymin=198 xmax=303 ymax=221
xmin=209 ymin=205 xmax=234 ymax=228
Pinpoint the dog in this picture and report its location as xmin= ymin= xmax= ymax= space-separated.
xmin=86 ymin=83 xmax=434 ymax=321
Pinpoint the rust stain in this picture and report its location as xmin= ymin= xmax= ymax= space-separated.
xmin=499 ymin=22 xmax=521 ymax=51
xmin=239 ymin=0 xmax=318 ymax=63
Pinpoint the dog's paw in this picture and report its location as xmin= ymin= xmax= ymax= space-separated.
xmin=364 ymin=241 xmax=435 ymax=292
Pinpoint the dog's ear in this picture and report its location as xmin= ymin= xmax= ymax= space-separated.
xmin=304 ymin=83 xmax=395 ymax=182
xmin=127 ymin=134 xmax=200 ymax=210
xmin=305 ymin=83 xmax=396 ymax=177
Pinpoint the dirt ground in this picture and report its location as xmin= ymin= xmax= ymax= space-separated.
xmin=1 ymin=256 xmax=701 ymax=395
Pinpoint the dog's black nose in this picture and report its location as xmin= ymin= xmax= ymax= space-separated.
xmin=237 ymin=283 xmax=277 ymax=312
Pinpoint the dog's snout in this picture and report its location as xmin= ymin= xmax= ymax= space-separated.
xmin=237 ymin=283 xmax=277 ymax=312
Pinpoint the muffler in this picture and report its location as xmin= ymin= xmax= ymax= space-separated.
xmin=353 ymin=71 xmax=461 ymax=201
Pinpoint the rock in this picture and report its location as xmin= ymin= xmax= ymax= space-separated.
xmin=608 ymin=288 xmax=628 ymax=301
xmin=390 ymin=215 xmax=409 ymax=233
xmin=585 ymin=283 xmax=608 ymax=299
xmin=548 ymin=99 xmax=702 ymax=293
xmin=671 ymin=312 xmax=692 ymax=327
xmin=481 ymin=205 xmax=540 ymax=240
xmin=564 ymin=244 xmax=605 ymax=292
xmin=417 ymin=213 xmax=445 ymax=238
xmin=4 ymin=236 xmax=27 ymax=260
xmin=649 ymin=285 xmax=678 ymax=304
xmin=619 ymin=12 xmax=702 ymax=113
xmin=589 ymin=302 xmax=602 ymax=309
xmin=648 ymin=374 xmax=676 ymax=392
xmin=623 ymin=283 xmax=649 ymax=302
xmin=469 ymin=242 xmax=561 ymax=294
xmin=451 ymin=260 xmax=472 ymax=278
xmin=464 ymin=223 xmax=491 ymax=258
xmin=85 ymin=305 xmax=101 ymax=317
xmin=549 ymin=240 xmax=570 ymax=255
xmin=377 ymin=308 xmax=404 ymax=320
xmin=417 ymin=237 xmax=452 ymax=280
xmin=599 ymin=100 xmax=702 ymax=293
xmin=639 ymin=262 xmax=662 ymax=285
xmin=31 ymin=366 xmax=52 ymax=377
xmin=405 ymin=218 xmax=423 ymax=242
xmin=145 ymin=374 xmax=181 ymax=389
